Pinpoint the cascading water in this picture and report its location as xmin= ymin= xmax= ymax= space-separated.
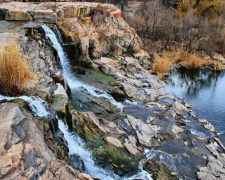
xmin=0 ymin=94 xmax=152 ymax=179
xmin=59 ymin=120 xmax=120 ymax=180
xmin=0 ymin=94 xmax=49 ymax=117
xmin=42 ymin=24 xmax=152 ymax=180
xmin=41 ymin=25 xmax=123 ymax=110
xmin=59 ymin=120 xmax=153 ymax=180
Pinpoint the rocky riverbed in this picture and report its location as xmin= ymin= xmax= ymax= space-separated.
xmin=0 ymin=2 xmax=225 ymax=180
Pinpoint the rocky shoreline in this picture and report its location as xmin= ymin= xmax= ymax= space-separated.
xmin=0 ymin=2 xmax=225 ymax=180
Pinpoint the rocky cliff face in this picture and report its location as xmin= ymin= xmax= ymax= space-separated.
xmin=0 ymin=21 xmax=93 ymax=179
xmin=0 ymin=102 xmax=78 ymax=180
xmin=0 ymin=2 xmax=151 ymax=69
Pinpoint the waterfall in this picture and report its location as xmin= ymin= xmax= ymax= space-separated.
xmin=59 ymin=120 xmax=153 ymax=180
xmin=0 ymin=94 xmax=49 ymax=117
xmin=41 ymin=25 xmax=123 ymax=110
xmin=0 ymin=93 xmax=152 ymax=179
xmin=58 ymin=120 xmax=120 ymax=180
xmin=42 ymin=25 xmax=152 ymax=180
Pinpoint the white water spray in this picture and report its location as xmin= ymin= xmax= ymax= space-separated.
xmin=42 ymin=25 xmax=123 ymax=110
xmin=59 ymin=120 xmax=120 ymax=180
xmin=42 ymin=25 xmax=152 ymax=179
xmin=59 ymin=120 xmax=153 ymax=180
xmin=0 ymin=94 xmax=49 ymax=117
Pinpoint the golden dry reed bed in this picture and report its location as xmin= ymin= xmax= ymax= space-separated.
xmin=152 ymin=49 xmax=223 ymax=79
xmin=0 ymin=40 xmax=36 ymax=96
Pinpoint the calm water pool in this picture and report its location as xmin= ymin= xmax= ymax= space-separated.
xmin=162 ymin=69 xmax=225 ymax=144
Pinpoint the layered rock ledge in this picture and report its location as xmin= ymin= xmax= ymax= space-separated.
xmin=0 ymin=2 xmax=151 ymax=69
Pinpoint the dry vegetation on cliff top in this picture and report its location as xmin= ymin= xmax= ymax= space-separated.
xmin=0 ymin=40 xmax=36 ymax=96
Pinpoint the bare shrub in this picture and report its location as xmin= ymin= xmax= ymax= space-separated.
xmin=152 ymin=56 xmax=173 ymax=77
xmin=0 ymin=40 xmax=36 ymax=96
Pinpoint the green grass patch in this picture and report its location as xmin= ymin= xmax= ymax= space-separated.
xmin=89 ymin=69 xmax=117 ymax=83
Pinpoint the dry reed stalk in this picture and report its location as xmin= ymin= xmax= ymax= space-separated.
xmin=0 ymin=40 xmax=36 ymax=96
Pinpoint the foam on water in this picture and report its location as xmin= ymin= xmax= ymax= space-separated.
xmin=190 ymin=128 xmax=207 ymax=137
xmin=0 ymin=94 xmax=49 ymax=117
xmin=42 ymin=25 xmax=123 ymax=110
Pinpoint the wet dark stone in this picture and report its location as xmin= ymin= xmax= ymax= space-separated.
xmin=65 ymin=104 xmax=73 ymax=132
xmin=49 ymin=116 xmax=59 ymax=134
xmin=144 ymin=139 xmax=207 ymax=180
xmin=123 ymin=104 xmax=153 ymax=122
xmin=69 ymin=154 xmax=85 ymax=172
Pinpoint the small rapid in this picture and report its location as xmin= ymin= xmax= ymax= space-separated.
xmin=0 ymin=94 xmax=49 ymax=117
xmin=59 ymin=120 xmax=120 ymax=180
xmin=0 ymin=92 xmax=152 ymax=179
xmin=42 ymin=25 xmax=123 ymax=110
xmin=59 ymin=120 xmax=153 ymax=180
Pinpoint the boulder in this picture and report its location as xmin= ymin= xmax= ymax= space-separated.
xmin=124 ymin=115 xmax=160 ymax=147
xmin=94 ymin=57 xmax=126 ymax=79
xmin=173 ymin=101 xmax=191 ymax=115
xmin=124 ymin=136 xmax=139 ymax=155
xmin=78 ymin=173 xmax=93 ymax=180
xmin=133 ymin=50 xmax=151 ymax=70
xmin=145 ymin=88 xmax=169 ymax=101
xmin=204 ymin=123 xmax=215 ymax=132
xmin=6 ymin=10 xmax=28 ymax=21
xmin=206 ymin=143 xmax=219 ymax=156
xmin=197 ymin=155 xmax=225 ymax=180
xmin=104 ymin=136 xmax=123 ymax=148
xmin=79 ymin=111 xmax=124 ymax=134
xmin=171 ymin=124 xmax=184 ymax=135
xmin=51 ymin=83 xmax=68 ymax=113
xmin=35 ymin=84 xmax=51 ymax=99
xmin=31 ymin=10 xmax=57 ymax=23
xmin=122 ymin=82 xmax=142 ymax=101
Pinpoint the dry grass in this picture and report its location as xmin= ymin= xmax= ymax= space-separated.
xmin=0 ymin=40 xmax=36 ymax=96
xmin=202 ymin=59 xmax=223 ymax=70
xmin=179 ymin=53 xmax=202 ymax=68
xmin=178 ymin=49 xmax=222 ymax=70
xmin=152 ymin=56 xmax=173 ymax=77
xmin=152 ymin=48 xmax=222 ymax=78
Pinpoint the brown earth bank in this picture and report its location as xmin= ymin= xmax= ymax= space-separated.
xmin=0 ymin=2 xmax=225 ymax=180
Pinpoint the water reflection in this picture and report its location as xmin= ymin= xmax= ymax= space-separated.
xmin=163 ymin=68 xmax=225 ymax=144
xmin=168 ymin=68 xmax=225 ymax=97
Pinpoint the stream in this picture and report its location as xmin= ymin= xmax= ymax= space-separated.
xmin=163 ymin=68 xmax=225 ymax=144
xmin=42 ymin=25 xmax=153 ymax=180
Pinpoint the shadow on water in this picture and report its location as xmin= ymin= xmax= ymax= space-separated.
xmin=168 ymin=68 xmax=225 ymax=97
xmin=163 ymin=68 xmax=225 ymax=144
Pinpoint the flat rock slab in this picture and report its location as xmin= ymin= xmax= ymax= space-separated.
xmin=0 ymin=2 xmax=119 ymax=23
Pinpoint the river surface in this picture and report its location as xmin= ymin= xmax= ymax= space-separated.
xmin=162 ymin=68 xmax=225 ymax=144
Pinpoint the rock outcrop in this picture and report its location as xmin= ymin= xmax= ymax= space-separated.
xmin=0 ymin=102 xmax=91 ymax=180
xmin=0 ymin=2 xmax=149 ymax=68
